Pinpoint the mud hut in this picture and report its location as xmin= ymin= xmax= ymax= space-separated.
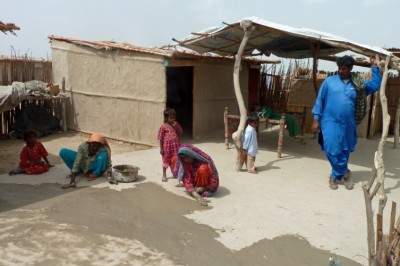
xmin=49 ymin=36 xmax=278 ymax=145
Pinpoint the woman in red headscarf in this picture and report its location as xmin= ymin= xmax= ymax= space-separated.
xmin=59 ymin=133 xmax=112 ymax=188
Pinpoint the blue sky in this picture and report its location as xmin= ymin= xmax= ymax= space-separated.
xmin=1 ymin=0 xmax=399 ymax=61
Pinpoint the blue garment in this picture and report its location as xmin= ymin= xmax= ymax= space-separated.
xmin=312 ymin=66 xmax=382 ymax=179
xmin=59 ymin=148 xmax=108 ymax=176
xmin=242 ymin=124 xmax=258 ymax=157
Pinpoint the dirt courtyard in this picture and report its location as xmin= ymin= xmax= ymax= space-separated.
xmin=2 ymin=130 xmax=397 ymax=265
xmin=0 ymin=131 xmax=149 ymax=175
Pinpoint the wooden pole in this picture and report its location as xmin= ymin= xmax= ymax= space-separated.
xmin=320 ymin=39 xmax=400 ymax=71
xmin=377 ymin=55 xmax=391 ymax=205
xmin=363 ymin=55 xmax=392 ymax=265
xmin=311 ymin=42 xmax=320 ymax=95
xmin=231 ymin=20 xmax=254 ymax=170
xmin=277 ymin=112 xmax=285 ymax=158
xmin=394 ymin=97 xmax=400 ymax=149
xmin=389 ymin=201 xmax=397 ymax=243
xmin=376 ymin=213 xmax=383 ymax=253
xmin=224 ymin=107 xmax=229 ymax=149
xmin=62 ymin=77 xmax=65 ymax=93
xmin=61 ymin=77 xmax=67 ymax=132
xmin=363 ymin=163 xmax=379 ymax=263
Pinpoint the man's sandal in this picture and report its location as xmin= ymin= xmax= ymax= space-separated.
xmin=62 ymin=182 xmax=76 ymax=189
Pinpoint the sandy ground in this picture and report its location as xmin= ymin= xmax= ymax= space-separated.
xmin=0 ymin=128 xmax=399 ymax=265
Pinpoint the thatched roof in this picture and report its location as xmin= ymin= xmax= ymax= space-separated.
xmin=0 ymin=21 xmax=20 ymax=35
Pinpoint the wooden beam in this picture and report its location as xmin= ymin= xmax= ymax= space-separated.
xmin=319 ymin=55 xmax=374 ymax=68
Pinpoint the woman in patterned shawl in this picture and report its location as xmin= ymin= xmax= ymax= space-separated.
xmin=173 ymin=144 xmax=219 ymax=206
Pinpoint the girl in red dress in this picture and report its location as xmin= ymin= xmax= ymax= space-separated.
xmin=157 ymin=108 xmax=183 ymax=182
xmin=9 ymin=130 xmax=53 ymax=175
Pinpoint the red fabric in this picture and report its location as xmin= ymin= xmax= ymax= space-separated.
xmin=182 ymin=163 xmax=213 ymax=192
xmin=19 ymin=142 xmax=49 ymax=175
xmin=157 ymin=123 xmax=182 ymax=168
xmin=171 ymin=155 xmax=178 ymax=173
xmin=194 ymin=164 xmax=211 ymax=187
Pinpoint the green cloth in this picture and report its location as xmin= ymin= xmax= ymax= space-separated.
xmin=72 ymin=142 xmax=112 ymax=173
xmin=256 ymin=106 xmax=302 ymax=137
xmin=351 ymin=72 xmax=367 ymax=125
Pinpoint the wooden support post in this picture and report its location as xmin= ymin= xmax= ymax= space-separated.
xmin=224 ymin=107 xmax=229 ymax=149
xmin=395 ymin=98 xmax=400 ymax=149
xmin=277 ymin=112 xmax=285 ymax=158
xmin=232 ymin=20 xmax=254 ymax=145
xmin=377 ymin=55 xmax=392 ymax=201
xmin=389 ymin=201 xmax=397 ymax=243
xmin=376 ymin=213 xmax=383 ymax=252
xmin=232 ymin=20 xmax=254 ymax=170
xmin=61 ymin=98 xmax=67 ymax=132
xmin=61 ymin=77 xmax=65 ymax=93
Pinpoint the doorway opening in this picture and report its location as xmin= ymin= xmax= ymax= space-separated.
xmin=166 ymin=67 xmax=193 ymax=138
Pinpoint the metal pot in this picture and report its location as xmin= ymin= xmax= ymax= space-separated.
xmin=112 ymin=164 xmax=139 ymax=183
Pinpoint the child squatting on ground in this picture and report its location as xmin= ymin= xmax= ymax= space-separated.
xmin=9 ymin=130 xmax=53 ymax=175
xmin=240 ymin=114 xmax=259 ymax=174
xmin=157 ymin=108 xmax=183 ymax=182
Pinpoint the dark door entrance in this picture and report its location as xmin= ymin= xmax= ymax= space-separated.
xmin=166 ymin=67 xmax=193 ymax=138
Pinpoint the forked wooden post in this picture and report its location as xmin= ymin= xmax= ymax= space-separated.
xmin=363 ymin=55 xmax=392 ymax=265
xmin=232 ymin=20 xmax=254 ymax=170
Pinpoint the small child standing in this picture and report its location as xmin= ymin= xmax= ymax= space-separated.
xmin=157 ymin=108 xmax=183 ymax=182
xmin=242 ymin=114 xmax=259 ymax=174
xmin=9 ymin=130 xmax=53 ymax=175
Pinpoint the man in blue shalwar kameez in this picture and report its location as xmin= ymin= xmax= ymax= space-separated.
xmin=311 ymin=55 xmax=382 ymax=190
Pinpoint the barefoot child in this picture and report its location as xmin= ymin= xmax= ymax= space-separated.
xmin=157 ymin=108 xmax=183 ymax=182
xmin=242 ymin=114 xmax=259 ymax=174
xmin=9 ymin=130 xmax=53 ymax=175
